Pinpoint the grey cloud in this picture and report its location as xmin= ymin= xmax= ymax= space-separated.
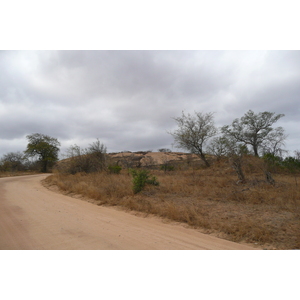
xmin=32 ymin=51 xmax=235 ymax=103
xmin=1 ymin=50 xmax=300 ymax=158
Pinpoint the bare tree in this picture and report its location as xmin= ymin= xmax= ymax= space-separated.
xmin=295 ymin=150 xmax=300 ymax=161
xmin=61 ymin=139 xmax=107 ymax=174
xmin=1 ymin=151 xmax=26 ymax=172
xmin=209 ymin=136 xmax=248 ymax=183
xmin=207 ymin=136 xmax=231 ymax=160
xmin=261 ymin=126 xmax=287 ymax=157
xmin=169 ymin=111 xmax=217 ymax=167
xmin=87 ymin=139 xmax=107 ymax=171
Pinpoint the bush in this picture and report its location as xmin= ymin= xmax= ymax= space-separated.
xmin=158 ymin=148 xmax=172 ymax=152
xmin=262 ymin=153 xmax=284 ymax=173
xmin=58 ymin=139 xmax=107 ymax=174
xmin=129 ymin=169 xmax=159 ymax=194
xmin=282 ymin=156 xmax=300 ymax=171
xmin=160 ymin=164 xmax=175 ymax=172
xmin=263 ymin=153 xmax=300 ymax=173
xmin=108 ymin=165 xmax=122 ymax=174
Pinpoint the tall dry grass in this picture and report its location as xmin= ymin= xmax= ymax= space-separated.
xmin=44 ymin=158 xmax=300 ymax=249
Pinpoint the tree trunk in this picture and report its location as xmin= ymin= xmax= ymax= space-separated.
xmin=253 ymin=145 xmax=259 ymax=157
xmin=231 ymin=157 xmax=246 ymax=183
xmin=42 ymin=160 xmax=48 ymax=173
xmin=265 ymin=171 xmax=275 ymax=185
xmin=199 ymin=152 xmax=210 ymax=167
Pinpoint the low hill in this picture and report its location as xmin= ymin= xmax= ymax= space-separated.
xmin=108 ymin=151 xmax=203 ymax=169
xmin=56 ymin=151 xmax=206 ymax=172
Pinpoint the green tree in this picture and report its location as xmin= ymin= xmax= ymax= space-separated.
xmin=222 ymin=110 xmax=285 ymax=157
xmin=24 ymin=133 xmax=60 ymax=172
xmin=169 ymin=111 xmax=217 ymax=167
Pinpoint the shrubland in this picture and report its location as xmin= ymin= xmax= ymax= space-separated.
xmin=2 ymin=111 xmax=300 ymax=248
xmin=44 ymin=154 xmax=300 ymax=249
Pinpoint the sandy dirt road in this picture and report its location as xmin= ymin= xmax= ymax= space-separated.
xmin=0 ymin=174 xmax=257 ymax=250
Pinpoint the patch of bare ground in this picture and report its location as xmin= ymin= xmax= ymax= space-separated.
xmin=44 ymin=157 xmax=300 ymax=249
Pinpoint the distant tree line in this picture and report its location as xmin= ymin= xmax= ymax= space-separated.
xmin=1 ymin=110 xmax=300 ymax=179
xmin=1 ymin=133 xmax=60 ymax=173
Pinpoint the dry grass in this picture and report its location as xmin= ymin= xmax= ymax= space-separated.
xmin=44 ymin=158 xmax=300 ymax=249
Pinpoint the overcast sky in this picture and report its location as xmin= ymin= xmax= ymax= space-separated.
xmin=0 ymin=50 xmax=300 ymax=158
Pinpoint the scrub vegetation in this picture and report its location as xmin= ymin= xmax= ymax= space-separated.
xmin=2 ymin=110 xmax=300 ymax=249
xmin=45 ymin=153 xmax=300 ymax=250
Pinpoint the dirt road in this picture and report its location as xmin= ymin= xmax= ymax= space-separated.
xmin=0 ymin=174 xmax=256 ymax=250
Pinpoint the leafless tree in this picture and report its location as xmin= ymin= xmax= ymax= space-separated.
xmin=207 ymin=136 xmax=231 ymax=160
xmin=169 ymin=111 xmax=217 ymax=167
xmin=1 ymin=151 xmax=26 ymax=171
xmin=295 ymin=150 xmax=300 ymax=161
xmin=261 ymin=126 xmax=288 ymax=157
xmin=61 ymin=139 xmax=107 ymax=174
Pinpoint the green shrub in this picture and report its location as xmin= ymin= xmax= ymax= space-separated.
xmin=282 ymin=156 xmax=300 ymax=171
xmin=108 ymin=165 xmax=122 ymax=174
xmin=160 ymin=164 xmax=175 ymax=172
xmin=263 ymin=153 xmax=300 ymax=173
xmin=129 ymin=169 xmax=159 ymax=193
xmin=262 ymin=153 xmax=284 ymax=173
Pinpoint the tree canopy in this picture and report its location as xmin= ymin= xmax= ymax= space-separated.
xmin=221 ymin=110 xmax=285 ymax=157
xmin=169 ymin=111 xmax=217 ymax=167
xmin=24 ymin=133 xmax=60 ymax=172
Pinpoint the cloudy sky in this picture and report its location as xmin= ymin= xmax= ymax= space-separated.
xmin=0 ymin=50 xmax=299 ymax=158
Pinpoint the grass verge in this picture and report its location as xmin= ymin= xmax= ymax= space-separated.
xmin=44 ymin=161 xmax=300 ymax=249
